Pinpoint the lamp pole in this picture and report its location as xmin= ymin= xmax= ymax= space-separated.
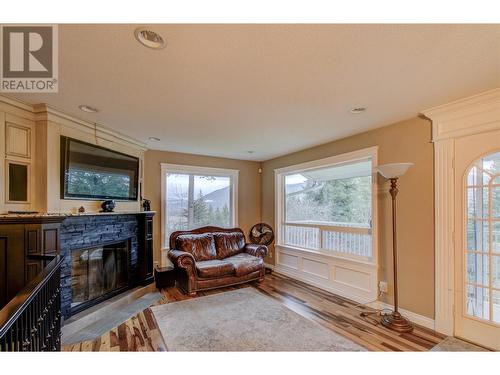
xmin=380 ymin=176 xmax=413 ymax=332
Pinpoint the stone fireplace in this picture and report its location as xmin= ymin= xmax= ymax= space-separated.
xmin=0 ymin=211 xmax=154 ymax=320
xmin=59 ymin=212 xmax=154 ymax=319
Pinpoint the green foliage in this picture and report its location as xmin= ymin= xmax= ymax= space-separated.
xmin=67 ymin=169 xmax=131 ymax=198
xmin=286 ymin=176 xmax=371 ymax=225
xmin=183 ymin=190 xmax=231 ymax=228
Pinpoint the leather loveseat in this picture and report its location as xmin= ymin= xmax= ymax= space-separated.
xmin=167 ymin=226 xmax=268 ymax=296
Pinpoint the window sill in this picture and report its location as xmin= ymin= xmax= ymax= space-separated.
xmin=275 ymin=244 xmax=376 ymax=267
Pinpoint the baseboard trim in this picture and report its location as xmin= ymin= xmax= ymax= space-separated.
xmin=366 ymin=301 xmax=436 ymax=331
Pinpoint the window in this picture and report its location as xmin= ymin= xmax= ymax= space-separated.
xmin=161 ymin=164 xmax=238 ymax=248
xmin=464 ymin=151 xmax=500 ymax=324
xmin=276 ymin=147 xmax=377 ymax=261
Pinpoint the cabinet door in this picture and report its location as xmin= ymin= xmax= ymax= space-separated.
xmin=24 ymin=225 xmax=42 ymax=284
xmin=0 ymin=226 xmax=25 ymax=302
xmin=42 ymin=224 xmax=60 ymax=254
xmin=25 ymin=260 xmax=41 ymax=284
xmin=145 ymin=239 xmax=153 ymax=279
xmin=138 ymin=214 xmax=154 ymax=284
xmin=146 ymin=218 xmax=153 ymax=240
xmin=5 ymin=122 xmax=31 ymax=159
xmin=25 ymin=225 xmax=41 ymax=255
xmin=0 ymin=237 xmax=7 ymax=307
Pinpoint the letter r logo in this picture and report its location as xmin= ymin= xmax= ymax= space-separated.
xmin=2 ymin=26 xmax=53 ymax=78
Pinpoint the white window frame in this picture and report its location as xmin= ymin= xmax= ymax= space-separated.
xmin=161 ymin=163 xmax=239 ymax=250
xmin=274 ymin=146 xmax=378 ymax=303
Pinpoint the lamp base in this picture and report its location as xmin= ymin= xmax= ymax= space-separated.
xmin=380 ymin=311 xmax=414 ymax=333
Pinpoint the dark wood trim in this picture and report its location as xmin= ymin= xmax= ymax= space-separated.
xmin=0 ymin=216 xmax=66 ymax=225
xmin=138 ymin=212 xmax=155 ymax=285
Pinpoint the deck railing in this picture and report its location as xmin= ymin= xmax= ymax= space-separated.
xmin=0 ymin=255 xmax=63 ymax=352
xmin=282 ymin=221 xmax=373 ymax=258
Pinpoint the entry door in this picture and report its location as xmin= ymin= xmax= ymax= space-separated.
xmin=454 ymin=129 xmax=500 ymax=350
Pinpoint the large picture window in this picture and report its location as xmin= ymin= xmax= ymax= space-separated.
xmin=276 ymin=148 xmax=377 ymax=261
xmin=161 ymin=164 xmax=238 ymax=248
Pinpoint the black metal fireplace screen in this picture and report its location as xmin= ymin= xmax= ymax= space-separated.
xmin=71 ymin=239 xmax=130 ymax=314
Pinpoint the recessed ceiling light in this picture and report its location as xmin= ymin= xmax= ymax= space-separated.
xmin=78 ymin=105 xmax=98 ymax=113
xmin=148 ymin=137 xmax=161 ymax=142
xmin=350 ymin=107 xmax=367 ymax=114
xmin=134 ymin=28 xmax=166 ymax=50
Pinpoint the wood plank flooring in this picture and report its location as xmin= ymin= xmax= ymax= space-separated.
xmin=62 ymin=272 xmax=445 ymax=351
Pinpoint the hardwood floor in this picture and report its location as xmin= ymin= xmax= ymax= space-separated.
xmin=62 ymin=272 xmax=445 ymax=351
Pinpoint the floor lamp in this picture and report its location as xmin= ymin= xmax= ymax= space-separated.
xmin=377 ymin=162 xmax=414 ymax=333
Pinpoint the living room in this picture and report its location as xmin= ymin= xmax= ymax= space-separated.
xmin=1 ymin=1 xmax=499 ymax=373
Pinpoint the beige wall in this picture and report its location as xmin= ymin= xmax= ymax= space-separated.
xmin=261 ymin=117 xmax=435 ymax=318
xmin=144 ymin=150 xmax=262 ymax=266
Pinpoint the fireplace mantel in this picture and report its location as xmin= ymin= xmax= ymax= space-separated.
xmin=0 ymin=210 xmax=156 ymax=221
xmin=0 ymin=211 xmax=155 ymax=318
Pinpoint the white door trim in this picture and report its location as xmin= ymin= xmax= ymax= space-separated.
xmin=421 ymin=87 xmax=500 ymax=335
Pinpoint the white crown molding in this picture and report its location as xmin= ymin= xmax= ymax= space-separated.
xmin=421 ymin=88 xmax=500 ymax=141
xmin=0 ymin=95 xmax=36 ymax=121
xmin=0 ymin=95 xmax=147 ymax=151
xmin=33 ymin=103 xmax=147 ymax=151
xmin=0 ymin=95 xmax=34 ymax=112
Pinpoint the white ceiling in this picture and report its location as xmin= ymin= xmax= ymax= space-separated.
xmin=9 ymin=24 xmax=500 ymax=161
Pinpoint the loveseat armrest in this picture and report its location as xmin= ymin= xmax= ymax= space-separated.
xmin=244 ymin=243 xmax=268 ymax=259
xmin=168 ymin=249 xmax=196 ymax=269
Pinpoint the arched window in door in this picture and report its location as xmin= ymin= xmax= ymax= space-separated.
xmin=465 ymin=151 xmax=500 ymax=324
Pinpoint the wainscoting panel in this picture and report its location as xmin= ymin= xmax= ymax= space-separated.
xmin=334 ymin=265 xmax=371 ymax=292
xmin=275 ymin=245 xmax=377 ymax=304
xmin=277 ymin=252 xmax=299 ymax=270
xmin=302 ymin=258 xmax=329 ymax=279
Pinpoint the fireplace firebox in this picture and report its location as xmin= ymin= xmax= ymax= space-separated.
xmin=70 ymin=239 xmax=131 ymax=314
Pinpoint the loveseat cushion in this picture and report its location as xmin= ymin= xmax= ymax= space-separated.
xmin=213 ymin=232 xmax=246 ymax=259
xmin=225 ymin=253 xmax=263 ymax=277
xmin=175 ymin=233 xmax=217 ymax=261
xmin=196 ymin=260 xmax=235 ymax=278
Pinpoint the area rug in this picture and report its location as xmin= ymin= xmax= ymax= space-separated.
xmin=430 ymin=337 xmax=488 ymax=351
xmin=151 ymin=288 xmax=365 ymax=351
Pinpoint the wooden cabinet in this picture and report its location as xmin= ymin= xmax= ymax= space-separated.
xmin=5 ymin=122 xmax=32 ymax=159
xmin=138 ymin=212 xmax=155 ymax=285
xmin=0 ymin=216 xmax=64 ymax=309
xmin=1 ymin=113 xmax=36 ymax=210
xmin=0 ymin=225 xmax=25 ymax=307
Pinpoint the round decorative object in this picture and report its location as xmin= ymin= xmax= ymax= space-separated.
xmin=101 ymin=200 xmax=116 ymax=213
xmin=249 ymin=223 xmax=274 ymax=246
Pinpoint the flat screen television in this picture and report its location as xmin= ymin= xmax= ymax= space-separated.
xmin=60 ymin=136 xmax=139 ymax=201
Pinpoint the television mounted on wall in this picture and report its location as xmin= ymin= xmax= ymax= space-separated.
xmin=60 ymin=136 xmax=139 ymax=201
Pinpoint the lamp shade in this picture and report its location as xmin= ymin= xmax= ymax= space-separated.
xmin=377 ymin=163 xmax=413 ymax=179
